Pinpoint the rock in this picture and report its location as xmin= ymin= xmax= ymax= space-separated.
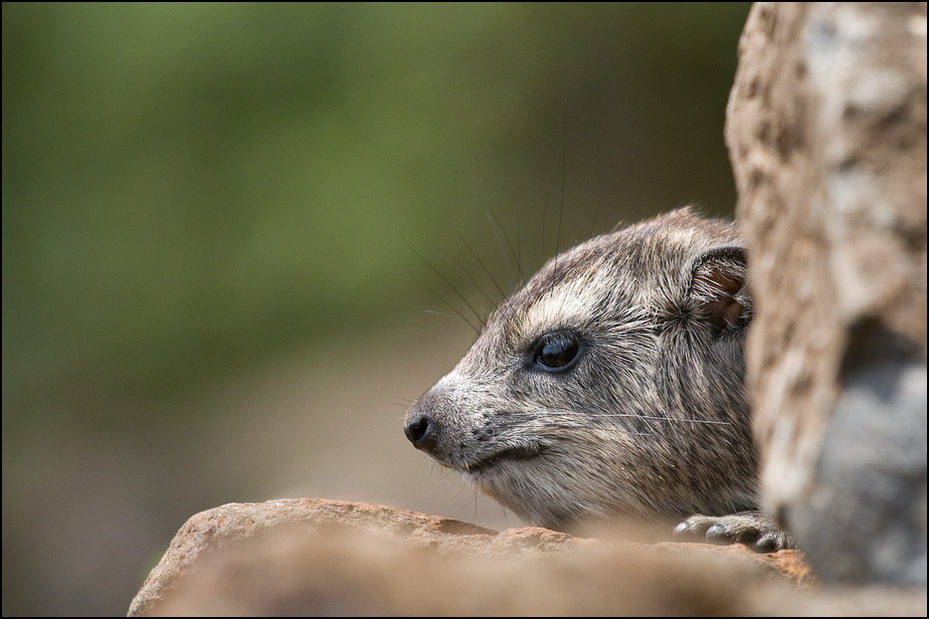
xmin=128 ymin=499 xmax=821 ymax=616
xmin=726 ymin=2 xmax=927 ymax=585
xmin=127 ymin=498 xmax=500 ymax=616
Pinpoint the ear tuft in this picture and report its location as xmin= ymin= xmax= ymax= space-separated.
xmin=690 ymin=247 xmax=750 ymax=334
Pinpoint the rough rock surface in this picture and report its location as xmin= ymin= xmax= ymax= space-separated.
xmin=128 ymin=499 xmax=830 ymax=616
xmin=726 ymin=2 xmax=927 ymax=585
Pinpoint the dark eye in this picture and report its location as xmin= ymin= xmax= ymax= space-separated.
xmin=534 ymin=333 xmax=581 ymax=371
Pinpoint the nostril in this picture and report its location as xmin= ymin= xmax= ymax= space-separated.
xmin=404 ymin=413 xmax=434 ymax=449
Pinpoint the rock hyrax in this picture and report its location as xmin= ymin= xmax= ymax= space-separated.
xmin=404 ymin=208 xmax=790 ymax=551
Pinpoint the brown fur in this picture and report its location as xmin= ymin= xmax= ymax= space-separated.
xmin=404 ymin=209 xmax=784 ymax=546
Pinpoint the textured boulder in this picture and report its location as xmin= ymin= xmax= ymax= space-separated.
xmin=128 ymin=499 xmax=823 ymax=616
xmin=727 ymin=2 xmax=927 ymax=584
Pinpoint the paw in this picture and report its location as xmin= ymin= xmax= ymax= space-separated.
xmin=673 ymin=511 xmax=793 ymax=553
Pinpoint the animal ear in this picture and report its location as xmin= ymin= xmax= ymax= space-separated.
xmin=689 ymin=247 xmax=749 ymax=334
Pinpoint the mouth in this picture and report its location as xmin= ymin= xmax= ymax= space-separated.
xmin=463 ymin=443 xmax=544 ymax=475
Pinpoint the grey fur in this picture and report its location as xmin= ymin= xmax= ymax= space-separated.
xmin=405 ymin=209 xmax=784 ymax=547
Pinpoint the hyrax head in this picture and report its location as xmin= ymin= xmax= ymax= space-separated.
xmin=403 ymin=209 xmax=760 ymax=532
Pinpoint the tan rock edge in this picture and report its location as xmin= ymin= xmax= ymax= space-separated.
xmin=129 ymin=498 xmax=832 ymax=616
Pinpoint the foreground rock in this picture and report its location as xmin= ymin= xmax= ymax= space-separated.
xmin=129 ymin=499 xmax=835 ymax=616
xmin=727 ymin=2 xmax=927 ymax=585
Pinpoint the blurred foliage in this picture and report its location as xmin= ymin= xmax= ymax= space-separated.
xmin=3 ymin=2 xmax=749 ymax=425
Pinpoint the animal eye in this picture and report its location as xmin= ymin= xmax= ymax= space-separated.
xmin=534 ymin=333 xmax=580 ymax=371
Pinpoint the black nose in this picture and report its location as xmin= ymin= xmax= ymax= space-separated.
xmin=404 ymin=411 xmax=435 ymax=452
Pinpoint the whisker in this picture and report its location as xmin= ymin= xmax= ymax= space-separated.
xmin=402 ymin=234 xmax=484 ymax=332
xmin=449 ymin=255 xmax=496 ymax=310
xmin=588 ymin=188 xmax=604 ymax=241
xmin=452 ymin=227 xmax=509 ymax=304
xmin=490 ymin=410 xmax=732 ymax=426
xmin=405 ymin=269 xmax=480 ymax=334
xmin=487 ymin=208 xmax=527 ymax=291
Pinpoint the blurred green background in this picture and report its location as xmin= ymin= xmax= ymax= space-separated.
xmin=2 ymin=3 xmax=750 ymax=615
